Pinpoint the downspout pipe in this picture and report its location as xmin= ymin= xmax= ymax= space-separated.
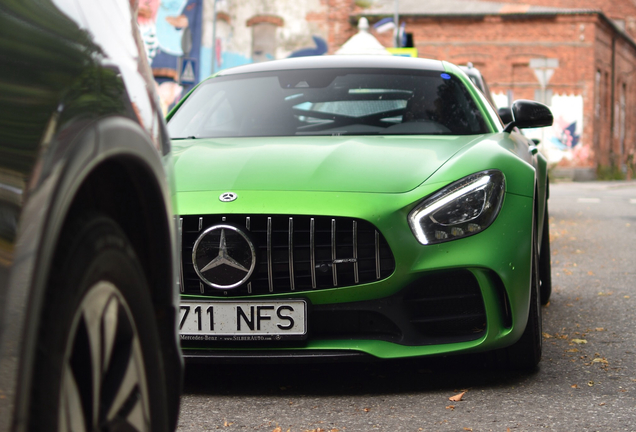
xmin=610 ymin=35 xmax=616 ymax=167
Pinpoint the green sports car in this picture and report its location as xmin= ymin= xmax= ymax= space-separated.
xmin=168 ymin=56 xmax=553 ymax=370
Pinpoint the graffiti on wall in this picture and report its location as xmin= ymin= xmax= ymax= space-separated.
xmin=139 ymin=0 xmax=202 ymax=114
xmin=493 ymin=93 xmax=589 ymax=166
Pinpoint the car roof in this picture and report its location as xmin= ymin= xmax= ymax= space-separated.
xmin=216 ymin=55 xmax=446 ymax=76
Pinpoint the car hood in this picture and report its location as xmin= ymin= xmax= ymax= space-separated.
xmin=172 ymin=135 xmax=487 ymax=193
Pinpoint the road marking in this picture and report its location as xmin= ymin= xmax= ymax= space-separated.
xmin=577 ymin=198 xmax=600 ymax=203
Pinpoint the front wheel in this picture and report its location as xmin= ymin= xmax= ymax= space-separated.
xmin=500 ymin=229 xmax=543 ymax=370
xmin=539 ymin=203 xmax=552 ymax=305
xmin=30 ymin=215 xmax=171 ymax=432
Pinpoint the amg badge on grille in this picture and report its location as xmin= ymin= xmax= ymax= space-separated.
xmin=192 ymin=224 xmax=256 ymax=289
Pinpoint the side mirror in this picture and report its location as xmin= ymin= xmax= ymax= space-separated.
xmin=498 ymin=107 xmax=513 ymax=124
xmin=503 ymin=100 xmax=553 ymax=133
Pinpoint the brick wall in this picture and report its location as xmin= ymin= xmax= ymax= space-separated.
xmin=493 ymin=0 xmax=636 ymax=39
xmin=366 ymin=11 xmax=636 ymax=170
xmin=325 ymin=0 xmax=358 ymax=53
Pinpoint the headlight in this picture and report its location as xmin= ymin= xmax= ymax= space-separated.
xmin=408 ymin=170 xmax=505 ymax=245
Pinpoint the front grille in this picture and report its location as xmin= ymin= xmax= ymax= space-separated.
xmin=181 ymin=215 xmax=395 ymax=296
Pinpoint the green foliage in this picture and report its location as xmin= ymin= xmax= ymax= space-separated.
xmin=596 ymin=164 xmax=625 ymax=181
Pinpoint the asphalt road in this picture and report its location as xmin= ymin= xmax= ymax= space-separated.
xmin=177 ymin=180 xmax=636 ymax=432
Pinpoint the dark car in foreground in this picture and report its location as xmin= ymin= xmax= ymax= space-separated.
xmin=168 ymin=55 xmax=553 ymax=370
xmin=0 ymin=1 xmax=182 ymax=431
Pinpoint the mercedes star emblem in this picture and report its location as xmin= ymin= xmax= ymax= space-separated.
xmin=192 ymin=224 xmax=256 ymax=289
xmin=219 ymin=192 xmax=237 ymax=202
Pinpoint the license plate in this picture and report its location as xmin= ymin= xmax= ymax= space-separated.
xmin=179 ymin=299 xmax=307 ymax=342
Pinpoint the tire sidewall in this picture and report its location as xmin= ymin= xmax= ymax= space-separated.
xmin=30 ymin=216 xmax=169 ymax=432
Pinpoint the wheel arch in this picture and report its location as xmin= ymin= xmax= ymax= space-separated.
xmin=16 ymin=116 xmax=181 ymax=431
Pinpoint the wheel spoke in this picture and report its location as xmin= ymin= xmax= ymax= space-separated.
xmin=105 ymin=337 xmax=147 ymax=429
xmin=101 ymin=295 xmax=119 ymax=375
xmin=61 ymin=282 xmax=151 ymax=432
xmin=59 ymin=362 xmax=88 ymax=432
xmin=81 ymin=290 xmax=110 ymax=425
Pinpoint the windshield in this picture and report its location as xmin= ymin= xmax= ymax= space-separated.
xmin=168 ymin=68 xmax=490 ymax=138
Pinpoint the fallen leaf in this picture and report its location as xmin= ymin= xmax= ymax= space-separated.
xmin=571 ymin=384 xmax=578 ymax=388
xmin=587 ymin=271 xmax=594 ymax=275
xmin=571 ymin=339 xmax=587 ymax=344
xmin=463 ymin=428 xmax=473 ymax=431
xmin=272 ymin=428 xmax=282 ymax=432
xmin=598 ymin=291 xmax=613 ymax=296
xmin=595 ymin=328 xmax=606 ymax=332
xmin=543 ymin=332 xmax=553 ymax=338
xmin=625 ymin=296 xmax=631 ymax=299
xmin=363 ymin=408 xmax=370 ymax=412
xmin=599 ymin=402 xmax=606 ymax=406
xmin=566 ymin=348 xmax=579 ymax=353
xmin=592 ymin=358 xmax=609 ymax=364
xmin=449 ymin=391 xmax=466 ymax=402
xmin=588 ymin=381 xmax=594 ymax=387
xmin=446 ymin=405 xmax=455 ymax=410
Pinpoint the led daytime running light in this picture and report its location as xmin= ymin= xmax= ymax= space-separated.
xmin=408 ymin=170 xmax=505 ymax=245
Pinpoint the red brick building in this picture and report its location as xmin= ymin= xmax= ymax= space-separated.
xmin=345 ymin=0 xmax=636 ymax=176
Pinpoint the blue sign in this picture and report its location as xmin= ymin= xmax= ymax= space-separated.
xmin=180 ymin=58 xmax=197 ymax=85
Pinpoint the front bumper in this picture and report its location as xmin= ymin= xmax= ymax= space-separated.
xmin=178 ymin=188 xmax=534 ymax=360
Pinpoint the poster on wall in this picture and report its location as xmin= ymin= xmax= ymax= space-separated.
xmin=138 ymin=0 xmax=203 ymax=114
xmin=493 ymin=93 xmax=588 ymax=167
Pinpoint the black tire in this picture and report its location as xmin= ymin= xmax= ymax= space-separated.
xmin=30 ymin=215 xmax=170 ymax=432
xmin=501 ymin=229 xmax=542 ymax=371
xmin=539 ymin=203 xmax=552 ymax=305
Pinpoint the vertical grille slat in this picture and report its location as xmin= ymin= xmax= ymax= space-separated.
xmin=353 ymin=220 xmax=359 ymax=284
xmin=267 ymin=217 xmax=273 ymax=292
xmin=289 ymin=217 xmax=295 ymax=291
xmin=179 ymin=217 xmax=184 ymax=293
xmin=246 ymin=216 xmax=252 ymax=294
xmin=182 ymin=215 xmax=395 ymax=296
xmin=375 ymin=230 xmax=381 ymax=280
xmin=331 ymin=218 xmax=337 ymax=287
xmin=310 ymin=218 xmax=316 ymax=289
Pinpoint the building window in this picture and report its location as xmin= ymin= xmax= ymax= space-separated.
xmin=595 ymin=69 xmax=601 ymax=118
xmin=252 ymin=23 xmax=277 ymax=62
xmin=246 ymin=15 xmax=284 ymax=63
xmin=620 ymin=82 xmax=626 ymax=155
